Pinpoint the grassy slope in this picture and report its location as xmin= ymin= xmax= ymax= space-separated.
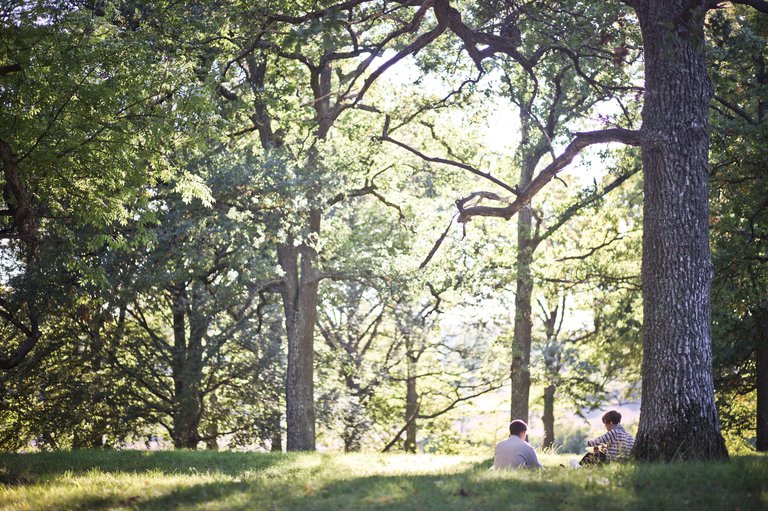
xmin=0 ymin=451 xmax=766 ymax=511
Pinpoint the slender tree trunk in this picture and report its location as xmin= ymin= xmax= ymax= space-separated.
xmin=510 ymin=113 xmax=537 ymax=423
xmin=633 ymin=0 xmax=727 ymax=461
xmin=205 ymin=394 xmax=219 ymax=451
xmin=205 ymin=426 xmax=219 ymax=451
xmin=541 ymin=300 xmax=560 ymax=450
xmin=756 ymin=302 xmax=768 ymax=452
xmin=342 ymin=396 xmax=364 ymax=453
xmin=270 ymin=420 xmax=283 ymax=452
xmin=542 ymin=383 xmax=555 ymax=449
xmin=342 ymin=377 xmax=367 ymax=452
xmin=404 ymin=347 xmax=418 ymax=453
xmin=510 ymin=225 xmax=533 ymax=423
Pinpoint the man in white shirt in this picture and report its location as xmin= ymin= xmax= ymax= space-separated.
xmin=492 ymin=419 xmax=542 ymax=470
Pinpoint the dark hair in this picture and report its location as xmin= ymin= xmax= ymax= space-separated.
xmin=509 ymin=419 xmax=528 ymax=436
xmin=602 ymin=410 xmax=622 ymax=425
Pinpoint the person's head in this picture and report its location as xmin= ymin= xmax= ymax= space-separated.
xmin=602 ymin=410 xmax=622 ymax=431
xmin=509 ymin=419 xmax=528 ymax=438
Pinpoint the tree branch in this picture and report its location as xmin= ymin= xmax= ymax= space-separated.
xmin=557 ymin=229 xmax=636 ymax=262
xmin=456 ymin=128 xmax=641 ymax=223
xmin=381 ymin=399 xmax=421 ymax=452
xmin=419 ymin=213 xmax=457 ymax=269
xmin=0 ymin=63 xmax=21 ymax=77
xmin=728 ymin=0 xmax=768 ymax=13
xmin=713 ymin=95 xmax=758 ymax=125
xmin=416 ymin=381 xmax=503 ymax=420
xmin=538 ymin=166 xmax=641 ymax=243
xmin=381 ymin=115 xmax=519 ymax=195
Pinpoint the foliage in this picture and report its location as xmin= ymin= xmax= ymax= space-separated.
xmin=708 ymin=5 xmax=768 ymax=448
xmin=1 ymin=0 xmax=764 ymax=456
xmin=531 ymin=149 xmax=644 ymax=416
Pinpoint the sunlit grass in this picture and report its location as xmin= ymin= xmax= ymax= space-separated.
xmin=0 ymin=450 xmax=766 ymax=510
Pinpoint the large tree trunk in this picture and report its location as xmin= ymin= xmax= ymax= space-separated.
xmin=278 ymin=212 xmax=321 ymax=451
xmin=756 ymin=302 xmax=768 ymax=452
xmin=633 ymin=0 xmax=728 ymax=461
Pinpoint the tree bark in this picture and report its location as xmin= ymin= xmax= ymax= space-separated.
xmin=341 ymin=375 xmax=369 ymax=452
xmin=510 ymin=114 xmax=537 ymax=424
xmin=633 ymin=0 xmax=728 ymax=461
xmin=342 ymin=393 xmax=365 ymax=453
xmin=278 ymin=213 xmax=320 ymax=451
xmin=542 ymin=383 xmax=555 ymax=449
xmin=170 ymin=285 xmax=208 ymax=449
xmin=756 ymin=302 xmax=768 ymax=451
xmin=404 ymin=346 xmax=418 ymax=453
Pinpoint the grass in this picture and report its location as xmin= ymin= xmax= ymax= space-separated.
xmin=0 ymin=450 xmax=766 ymax=510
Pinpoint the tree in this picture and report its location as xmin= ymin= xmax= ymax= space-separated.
xmin=108 ymin=144 xmax=289 ymax=449
xmin=381 ymin=0 xmax=768 ymax=461
xmin=708 ymin=6 xmax=768 ymax=452
xmin=453 ymin=2 xmax=642 ymax=427
xmin=504 ymin=80 xmax=640 ymax=425
xmin=0 ymin=1 xmax=194 ymax=370
xmin=378 ymin=287 xmax=504 ymax=453
xmin=532 ymin=172 xmax=644 ymax=448
xmin=188 ymin=0 xmax=445 ymax=450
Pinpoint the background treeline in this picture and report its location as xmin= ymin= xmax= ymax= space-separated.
xmin=0 ymin=1 xmax=764 ymax=454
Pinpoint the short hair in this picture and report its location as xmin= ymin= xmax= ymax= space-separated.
xmin=509 ymin=419 xmax=528 ymax=436
xmin=602 ymin=410 xmax=622 ymax=425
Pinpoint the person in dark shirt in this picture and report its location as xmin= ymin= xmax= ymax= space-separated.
xmin=580 ymin=410 xmax=635 ymax=465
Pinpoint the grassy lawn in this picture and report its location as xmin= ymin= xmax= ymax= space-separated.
xmin=0 ymin=450 xmax=766 ymax=510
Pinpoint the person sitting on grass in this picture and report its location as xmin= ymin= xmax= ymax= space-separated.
xmin=492 ymin=419 xmax=542 ymax=470
xmin=581 ymin=410 xmax=635 ymax=465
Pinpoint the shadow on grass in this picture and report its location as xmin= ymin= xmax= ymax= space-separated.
xmin=255 ymin=470 xmax=609 ymax=510
xmin=253 ymin=456 xmax=768 ymax=511
xmin=2 ymin=452 xmax=766 ymax=511
xmin=0 ymin=449 xmax=287 ymax=483
xmin=22 ymin=480 xmax=255 ymax=511
xmin=128 ymin=459 xmax=588 ymax=511
xmin=627 ymin=455 xmax=768 ymax=511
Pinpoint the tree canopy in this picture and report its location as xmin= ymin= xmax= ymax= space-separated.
xmin=2 ymin=0 xmax=766 ymax=459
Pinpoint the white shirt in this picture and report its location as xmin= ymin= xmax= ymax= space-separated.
xmin=492 ymin=435 xmax=542 ymax=469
